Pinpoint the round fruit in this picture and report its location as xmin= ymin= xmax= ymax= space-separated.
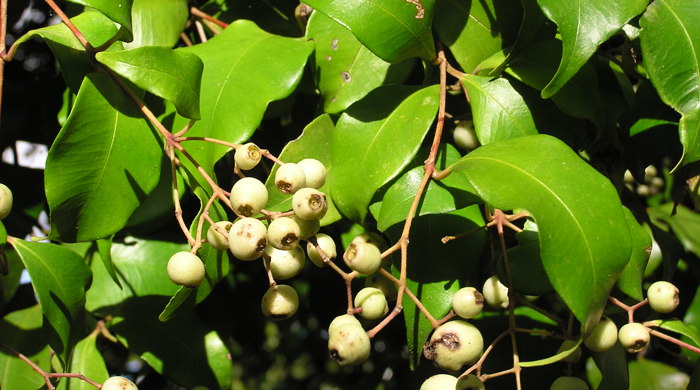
xmin=292 ymin=188 xmax=328 ymax=221
xmin=166 ymin=251 xmax=206 ymax=288
xmin=206 ymin=221 xmax=233 ymax=251
xmin=423 ymin=320 xmax=483 ymax=371
xmin=354 ymin=287 xmax=388 ymax=320
xmin=102 ymin=376 xmax=138 ymax=390
xmin=584 ymin=316 xmax=618 ymax=352
xmin=482 ymin=275 xmax=509 ymax=309
xmin=264 ymin=244 xmax=305 ymax=280
xmin=328 ymin=320 xmax=370 ymax=366
xmin=261 ymin=284 xmax=299 ymax=320
xmin=365 ymin=272 xmax=397 ymax=301
xmin=275 ymin=163 xmax=306 ymax=194
xmin=230 ymin=177 xmax=268 ymax=217
xmin=0 ymin=184 xmax=12 ymax=219
xmin=228 ymin=217 xmax=267 ymax=261
xmin=307 ymin=233 xmax=337 ymax=267
xmin=452 ymin=120 xmax=479 ymax=151
xmin=328 ymin=314 xmax=361 ymax=334
xmin=343 ymin=241 xmax=382 ymax=275
xmin=550 ymin=376 xmax=589 ymax=390
xmin=618 ymin=322 xmax=650 ymax=353
xmin=298 ymin=158 xmax=327 ymax=189
xmin=556 ymin=339 xmax=582 ymax=363
xmin=457 ymin=374 xmax=487 ymax=390
xmin=267 ymin=216 xmax=300 ymax=250
xmin=292 ymin=214 xmax=320 ymax=239
xmin=420 ymin=374 xmax=458 ymax=390
xmin=452 ymin=287 xmax=484 ymax=319
xmin=647 ymin=281 xmax=680 ymax=313
xmin=351 ymin=232 xmax=386 ymax=250
xmin=234 ymin=142 xmax=262 ymax=170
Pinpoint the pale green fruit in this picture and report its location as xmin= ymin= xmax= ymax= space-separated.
xmin=482 ymin=275 xmax=509 ymax=309
xmin=328 ymin=321 xmax=370 ymax=366
xmin=452 ymin=287 xmax=484 ymax=319
xmin=453 ymin=120 xmax=479 ymax=151
xmin=228 ymin=217 xmax=267 ymax=261
xmin=351 ymin=232 xmax=386 ymax=250
xmin=307 ymin=233 xmax=337 ymax=267
xmin=206 ymin=221 xmax=233 ymax=250
xmin=424 ymin=320 xmax=483 ymax=371
xmin=647 ymin=281 xmax=680 ymax=313
xmin=618 ymin=322 xmax=650 ymax=353
xmin=292 ymin=188 xmax=328 ymax=220
xmin=457 ymin=374 xmax=486 ymax=390
xmin=264 ymin=244 xmax=305 ymax=280
xmin=298 ymin=158 xmax=327 ymax=189
xmin=261 ymin=284 xmax=299 ymax=320
xmin=234 ymin=142 xmax=261 ymax=170
xmin=275 ymin=163 xmax=307 ymax=194
xmin=420 ymin=374 xmax=458 ymax=390
xmin=166 ymin=251 xmax=205 ymax=288
xmin=328 ymin=314 xmax=361 ymax=334
xmin=343 ymin=241 xmax=381 ymax=275
xmin=102 ymin=376 xmax=138 ymax=390
xmin=584 ymin=316 xmax=618 ymax=352
xmin=550 ymin=376 xmax=589 ymax=390
xmin=354 ymin=287 xmax=388 ymax=320
xmin=0 ymin=184 xmax=12 ymax=219
xmin=556 ymin=339 xmax=582 ymax=363
xmin=230 ymin=177 xmax=268 ymax=217
xmin=267 ymin=216 xmax=301 ymax=250
xmin=365 ymin=272 xmax=397 ymax=301
xmin=292 ymin=215 xmax=320 ymax=239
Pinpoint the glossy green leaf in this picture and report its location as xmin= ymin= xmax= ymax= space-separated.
xmin=536 ymin=0 xmax=647 ymax=97
xmin=96 ymin=46 xmax=203 ymax=119
xmin=629 ymin=359 xmax=690 ymax=390
xmin=263 ymin=114 xmax=341 ymax=226
xmin=306 ymin=11 xmax=413 ymax=113
xmin=305 ymin=0 xmax=436 ymax=62
xmin=373 ymin=143 xmax=479 ymax=231
xmin=649 ymin=203 xmax=700 ymax=258
xmin=96 ymin=237 xmax=121 ymax=289
xmin=66 ymin=0 xmax=133 ymax=37
xmin=461 ymin=75 xmax=538 ymax=144
xmin=0 ymin=306 xmax=51 ymax=390
xmin=499 ymin=228 xmax=553 ymax=296
xmin=330 ymin=85 xmax=440 ymax=222
xmin=448 ymin=135 xmax=632 ymax=330
xmin=683 ymin=285 xmax=700 ymax=362
xmin=0 ymin=249 xmax=23 ymax=311
xmin=8 ymin=239 xmax=91 ymax=363
xmin=388 ymin=206 xmax=485 ymax=368
xmin=173 ymin=20 xmax=313 ymax=177
xmin=124 ymin=0 xmax=188 ymax=49
xmin=647 ymin=319 xmax=700 ymax=348
xmin=56 ymin=333 xmax=109 ymax=390
xmin=0 ymin=221 xmax=6 ymax=246
xmin=591 ymin=344 xmax=629 ymax=390
xmin=46 ymin=73 xmax=163 ymax=242
xmin=617 ymin=209 xmax=651 ymax=300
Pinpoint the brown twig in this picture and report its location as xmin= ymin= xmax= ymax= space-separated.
xmin=190 ymin=6 xmax=229 ymax=29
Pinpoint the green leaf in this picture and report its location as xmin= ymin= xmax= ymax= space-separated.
xmin=629 ymin=359 xmax=690 ymax=390
xmin=56 ymin=333 xmax=109 ymax=390
xmin=305 ymin=0 xmax=436 ymax=62
xmin=0 ymin=305 xmax=51 ymax=390
xmin=45 ymin=73 xmax=163 ymax=242
xmin=387 ymin=206 xmax=486 ymax=368
xmin=461 ymin=75 xmax=539 ymax=144
xmin=591 ymin=344 xmax=629 ymax=390
xmin=306 ymin=11 xmax=413 ymax=113
xmin=520 ymin=338 xmax=582 ymax=367
xmin=263 ymin=114 xmax=341 ymax=226
xmin=373 ymin=143 xmax=479 ymax=231
xmin=66 ymin=0 xmax=133 ymax=37
xmin=96 ymin=237 xmax=121 ymax=289
xmin=330 ymin=85 xmax=440 ymax=222
xmin=0 ymin=249 xmax=23 ymax=311
xmin=96 ymin=46 xmax=203 ymax=119
xmin=647 ymin=319 xmax=700 ymax=348
xmin=649 ymin=203 xmax=700 ymax=258
xmin=498 ymin=227 xmax=553 ymax=296
xmin=173 ymin=20 xmax=314 ymax=176
xmin=448 ymin=135 xmax=632 ymax=330
xmin=8 ymin=239 xmax=91 ymax=364
xmin=536 ymin=0 xmax=648 ymax=97
xmin=617 ymin=209 xmax=651 ymax=300
xmin=124 ymin=0 xmax=188 ymax=49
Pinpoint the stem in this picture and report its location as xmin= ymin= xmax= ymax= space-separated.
xmin=44 ymin=0 xmax=94 ymax=52
xmin=643 ymin=323 xmax=700 ymax=354
xmin=190 ymin=6 xmax=229 ymax=29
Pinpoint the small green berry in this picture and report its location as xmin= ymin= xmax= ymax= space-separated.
xmin=354 ymin=287 xmax=388 ymax=320
xmin=234 ymin=143 xmax=261 ymax=170
xmin=550 ymin=376 xmax=589 ymax=390
xmin=298 ymin=158 xmax=327 ymax=189
xmin=292 ymin=188 xmax=328 ymax=221
xmin=343 ymin=241 xmax=381 ymax=275
xmin=584 ymin=316 xmax=618 ymax=352
xmin=618 ymin=322 xmax=650 ymax=353
xmin=167 ymin=251 xmax=205 ymax=288
xmin=647 ymin=281 xmax=680 ymax=313
xmin=452 ymin=287 xmax=484 ymax=319
xmin=328 ymin=320 xmax=370 ymax=366
xmin=457 ymin=374 xmax=486 ymax=390
xmin=423 ymin=320 xmax=483 ymax=371
xmin=482 ymin=275 xmax=509 ymax=309
xmin=453 ymin=120 xmax=479 ymax=151
xmin=206 ymin=221 xmax=233 ymax=251
xmin=230 ymin=177 xmax=268 ymax=217
xmin=264 ymin=244 xmax=305 ymax=280
xmin=307 ymin=233 xmax=337 ymax=267
xmin=328 ymin=314 xmax=361 ymax=334
xmin=291 ymin=214 xmax=320 ymax=239
xmin=261 ymin=284 xmax=299 ymax=320
xmin=102 ymin=376 xmax=138 ymax=390
xmin=267 ymin=216 xmax=300 ymax=250
xmin=0 ymin=184 xmax=12 ymax=219
xmin=275 ymin=163 xmax=307 ymax=194
xmin=228 ymin=217 xmax=267 ymax=261
xmin=420 ymin=374 xmax=458 ymax=390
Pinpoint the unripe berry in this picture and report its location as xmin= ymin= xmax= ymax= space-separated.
xmin=328 ymin=319 xmax=370 ymax=366
xmin=458 ymin=374 xmax=486 ymax=390
xmin=584 ymin=316 xmax=618 ymax=352
xmin=102 ymin=376 xmax=138 ymax=390
xmin=275 ymin=163 xmax=306 ymax=194
xmin=261 ymin=284 xmax=299 ymax=320
xmin=618 ymin=322 xmax=650 ymax=353
xmin=647 ymin=281 xmax=680 ymax=313
xmin=365 ymin=272 xmax=397 ymax=301
xmin=550 ymin=376 xmax=589 ymax=390
xmin=482 ymin=275 xmax=509 ymax=309
xmin=452 ymin=287 xmax=484 ymax=319
xmin=264 ymin=244 xmax=305 ymax=280
xmin=423 ymin=320 xmax=483 ymax=371
xmin=292 ymin=214 xmax=320 ymax=239
xmin=297 ymin=158 xmax=327 ymax=189
xmin=453 ymin=120 xmax=479 ymax=151
xmin=206 ymin=221 xmax=233 ymax=250
xmin=343 ymin=241 xmax=381 ymax=275
xmin=328 ymin=314 xmax=361 ymax=334
xmin=307 ymin=233 xmax=337 ymax=267
xmin=354 ymin=287 xmax=388 ymax=320
xmin=230 ymin=177 xmax=268 ymax=217
xmin=267 ymin=217 xmax=301 ymax=250
xmin=0 ymin=184 xmax=12 ymax=219
xmin=228 ymin=217 xmax=267 ymax=261
xmin=167 ymin=251 xmax=205 ymax=287
xmin=420 ymin=374 xmax=457 ymax=390
xmin=292 ymin=188 xmax=328 ymax=220
xmin=556 ymin=339 xmax=582 ymax=363
xmin=351 ymin=232 xmax=386 ymax=250
xmin=234 ymin=142 xmax=262 ymax=170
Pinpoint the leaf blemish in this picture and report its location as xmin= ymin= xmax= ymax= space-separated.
xmin=341 ymin=72 xmax=352 ymax=83
xmin=326 ymin=56 xmax=332 ymax=61
xmin=331 ymin=39 xmax=339 ymax=50
xmin=405 ymin=0 xmax=425 ymax=18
